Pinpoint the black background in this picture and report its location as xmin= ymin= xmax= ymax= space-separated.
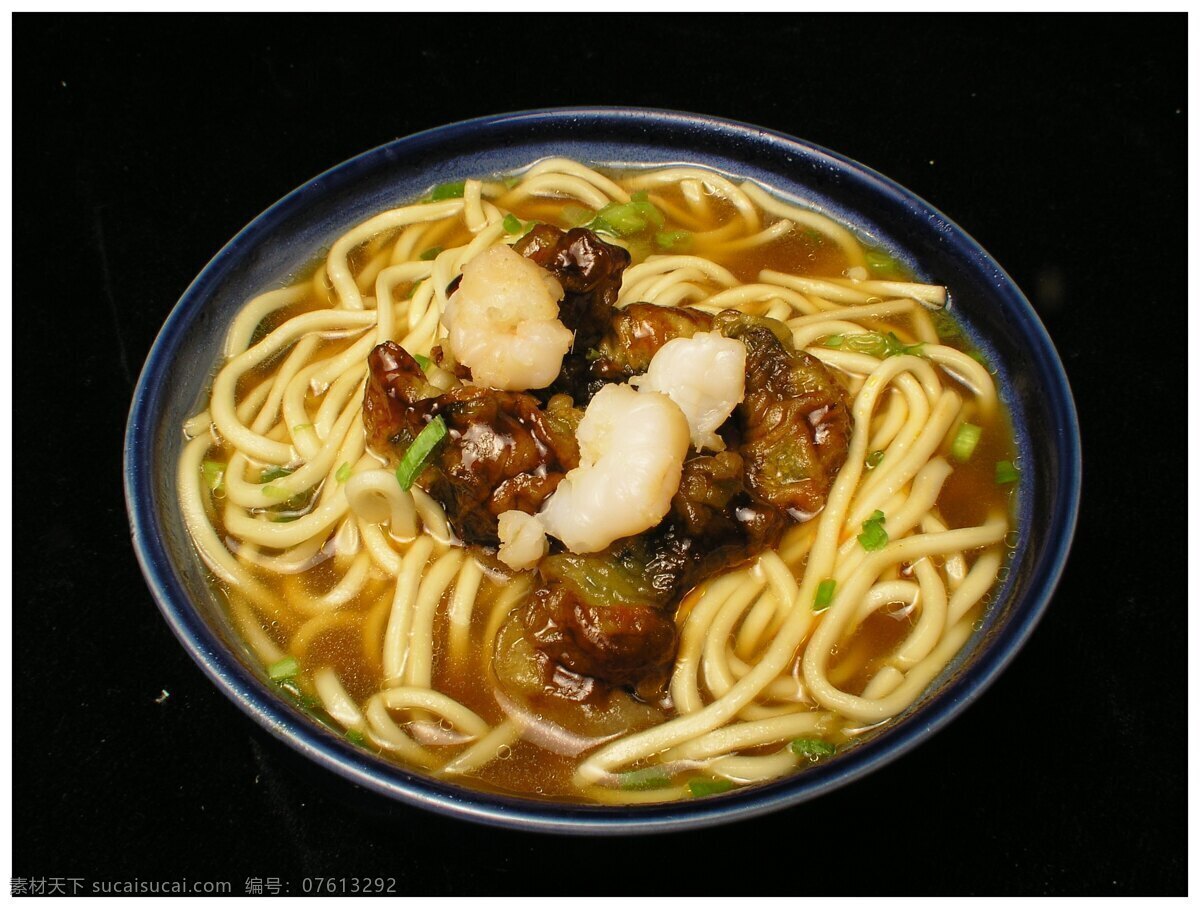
xmin=16 ymin=13 xmax=1185 ymax=897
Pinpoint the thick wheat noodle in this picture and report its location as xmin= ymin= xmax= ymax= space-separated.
xmin=738 ymin=181 xmax=867 ymax=268
xmin=447 ymin=557 xmax=484 ymax=664
xmin=892 ymin=557 xmax=948 ymax=669
xmin=364 ymin=695 xmax=439 ymax=768
xmin=313 ymin=666 xmax=366 ymax=731
xmin=210 ymin=309 xmax=376 ymax=463
xmin=921 ymin=513 xmax=967 ymax=591
xmin=326 ymin=200 xmax=465 ymax=311
xmin=224 ymin=284 xmax=309 ymax=358
xmin=283 ymin=551 xmax=371 ymax=615
xmin=439 ymin=718 xmax=525 ymax=776
xmin=382 ymin=536 xmax=435 ymax=683
xmin=671 ymin=572 xmax=760 ymax=715
xmin=345 ymin=469 xmax=418 ymax=542
xmin=710 ymin=749 xmax=800 ymax=783
xmin=623 ymin=167 xmax=759 ymax=231
xmin=404 ymin=547 xmax=466 ymax=688
xmin=662 ymin=712 xmax=832 ymax=763
xmin=704 ymin=283 xmax=821 ymax=315
xmin=499 ymin=173 xmax=613 ymax=210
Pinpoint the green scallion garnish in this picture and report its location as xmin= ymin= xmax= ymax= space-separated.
xmin=335 ymin=462 xmax=352 ymax=483
xmin=858 ymin=510 xmax=888 ymax=552
xmin=791 ymin=737 xmax=837 ymax=759
xmin=589 ymin=193 xmax=667 ymax=239
xmin=268 ymin=656 xmax=300 ymax=681
xmin=395 ymin=416 xmax=448 ymax=490
xmin=345 ymin=729 xmax=367 ymax=746
xmin=866 ymin=249 xmax=905 ymax=277
xmin=260 ymin=465 xmax=293 ymax=484
xmin=995 ymin=460 xmax=1020 ymax=485
xmin=411 ymin=353 xmax=432 ymax=371
xmin=561 ymin=205 xmax=595 ymax=228
xmin=654 ymin=229 xmax=692 ymax=251
xmin=429 ymin=180 xmax=466 ymax=201
xmin=618 ymin=768 xmax=672 ymax=791
xmin=814 ymin=579 xmax=836 ymax=612
xmin=950 ymin=422 xmax=982 ymax=462
xmin=201 ymin=460 xmax=225 ymax=492
xmin=838 ymin=331 xmax=924 ymax=359
xmin=822 ymin=335 xmax=844 ymax=349
xmin=502 ymin=213 xmax=523 ymax=234
xmin=418 ymin=246 xmax=443 ymax=261
xmin=292 ymin=423 xmax=313 ymax=434
xmin=866 ymin=450 xmax=885 ymax=469
xmin=688 ymin=778 xmax=734 ymax=798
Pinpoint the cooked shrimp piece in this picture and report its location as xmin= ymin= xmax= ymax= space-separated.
xmin=631 ymin=331 xmax=746 ymax=451
xmin=442 ymin=243 xmax=573 ymax=391
xmin=496 ymin=510 xmax=548 ymax=571
xmin=537 ymin=383 xmax=690 ymax=553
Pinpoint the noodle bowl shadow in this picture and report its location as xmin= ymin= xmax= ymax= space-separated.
xmin=124 ymin=108 xmax=1081 ymax=834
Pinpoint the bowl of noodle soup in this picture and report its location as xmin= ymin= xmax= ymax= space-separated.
xmin=125 ymin=109 xmax=1080 ymax=832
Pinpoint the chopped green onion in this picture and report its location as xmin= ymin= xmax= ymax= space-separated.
xmin=411 ymin=353 xmax=432 ymax=371
xmin=840 ymin=331 xmax=924 ymax=359
xmin=866 ymin=249 xmax=905 ymax=277
xmin=995 ymin=460 xmax=1020 ymax=485
xmin=502 ymin=213 xmax=523 ymax=234
xmin=429 ymin=180 xmax=466 ymax=201
xmin=395 ymin=416 xmax=448 ymax=490
xmin=968 ymin=349 xmax=990 ymax=368
xmin=260 ymin=485 xmax=290 ymax=501
xmin=630 ymin=191 xmax=666 ymax=229
xmin=589 ymin=193 xmax=667 ymax=238
xmin=931 ymin=310 xmax=963 ymax=341
xmin=858 ymin=510 xmax=888 ymax=552
xmin=268 ymin=656 xmax=299 ymax=681
xmin=688 ymin=778 xmax=734 ymax=798
xmin=418 ymin=246 xmax=443 ymax=261
xmin=618 ymin=767 xmax=672 ymax=791
xmin=292 ymin=423 xmax=313 ymax=434
xmin=502 ymin=174 xmax=521 ymax=189
xmin=260 ymin=465 xmax=293 ymax=484
xmin=561 ymin=205 xmax=595 ymax=228
xmin=654 ymin=229 xmax=692 ymax=251
xmin=803 ymin=227 xmax=826 ymax=245
xmin=791 ymin=737 xmax=837 ymax=759
xmin=345 ymin=729 xmax=367 ymax=746
xmin=584 ymin=347 xmax=603 ymax=362
xmin=822 ymin=334 xmax=844 ymax=349
xmin=335 ymin=462 xmax=352 ymax=483
xmin=866 ymin=450 xmax=885 ymax=469
xmin=950 ymin=422 xmax=982 ymax=462
xmin=201 ymin=460 xmax=225 ymax=492
xmin=814 ymin=579 xmax=836 ymax=612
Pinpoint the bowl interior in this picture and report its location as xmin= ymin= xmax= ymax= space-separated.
xmin=125 ymin=108 xmax=1080 ymax=833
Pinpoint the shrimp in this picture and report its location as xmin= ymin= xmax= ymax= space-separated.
xmin=536 ymin=383 xmax=690 ymax=554
xmin=442 ymin=243 xmax=573 ymax=391
xmin=496 ymin=510 xmax=549 ymax=571
xmin=630 ymin=331 xmax=746 ymax=451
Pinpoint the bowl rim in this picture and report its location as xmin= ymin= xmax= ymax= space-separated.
xmin=124 ymin=106 xmax=1082 ymax=834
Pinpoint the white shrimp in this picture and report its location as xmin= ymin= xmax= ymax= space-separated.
xmin=496 ymin=510 xmax=548 ymax=571
xmin=630 ymin=331 xmax=746 ymax=451
xmin=535 ymin=383 xmax=690 ymax=554
xmin=442 ymin=243 xmax=573 ymax=391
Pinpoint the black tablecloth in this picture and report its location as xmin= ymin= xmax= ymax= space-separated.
xmin=16 ymin=14 xmax=1184 ymax=896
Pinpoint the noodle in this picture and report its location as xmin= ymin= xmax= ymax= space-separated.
xmin=180 ymin=159 xmax=1016 ymax=803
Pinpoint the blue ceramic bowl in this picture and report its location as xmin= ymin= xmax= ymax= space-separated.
xmin=124 ymin=108 xmax=1081 ymax=834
